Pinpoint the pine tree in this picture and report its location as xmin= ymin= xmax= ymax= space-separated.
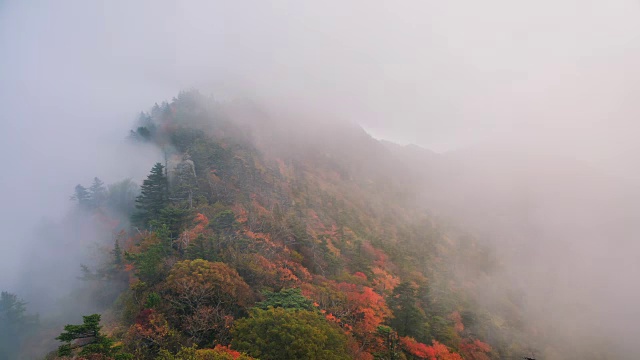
xmin=55 ymin=314 xmax=131 ymax=358
xmin=111 ymin=235 xmax=124 ymax=269
xmin=389 ymin=282 xmax=429 ymax=342
xmin=71 ymin=184 xmax=90 ymax=207
xmin=132 ymin=163 xmax=168 ymax=228
xmin=88 ymin=177 xmax=107 ymax=208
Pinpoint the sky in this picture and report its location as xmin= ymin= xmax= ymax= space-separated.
xmin=2 ymin=0 xmax=640 ymax=336
xmin=3 ymin=1 xmax=640 ymax=150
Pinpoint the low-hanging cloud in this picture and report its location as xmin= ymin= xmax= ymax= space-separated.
xmin=2 ymin=1 xmax=640 ymax=358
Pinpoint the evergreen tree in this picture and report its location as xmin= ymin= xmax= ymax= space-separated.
xmin=88 ymin=177 xmax=107 ymax=208
xmin=0 ymin=291 xmax=37 ymax=360
xmin=159 ymin=205 xmax=191 ymax=239
xmin=389 ymin=282 xmax=429 ymax=342
xmin=71 ymin=184 xmax=90 ymax=207
xmin=256 ymin=288 xmax=315 ymax=311
xmin=112 ymin=236 xmax=124 ymax=269
xmin=55 ymin=314 xmax=131 ymax=358
xmin=132 ymin=163 xmax=168 ymax=228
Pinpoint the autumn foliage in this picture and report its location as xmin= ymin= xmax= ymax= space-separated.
xmin=400 ymin=337 xmax=463 ymax=360
xmin=50 ymin=92 xmax=505 ymax=360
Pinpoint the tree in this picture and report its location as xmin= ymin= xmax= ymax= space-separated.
xmin=335 ymin=282 xmax=391 ymax=336
xmin=459 ymin=339 xmax=491 ymax=360
xmin=399 ymin=337 xmax=463 ymax=360
xmin=133 ymin=163 xmax=169 ymax=228
xmin=89 ymin=177 xmax=108 ymax=208
xmin=166 ymin=259 xmax=253 ymax=310
xmin=0 ymin=291 xmax=37 ymax=359
xmin=376 ymin=326 xmax=401 ymax=360
xmin=71 ymin=184 xmax=90 ymax=207
xmin=55 ymin=313 xmax=131 ymax=358
xmin=156 ymin=345 xmax=256 ymax=360
xmin=389 ymin=282 xmax=428 ymax=342
xmin=211 ymin=210 xmax=236 ymax=234
xmin=125 ymin=226 xmax=173 ymax=285
xmin=124 ymin=309 xmax=182 ymax=359
xmin=159 ymin=205 xmax=192 ymax=239
xmin=165 ymin=260 xmax=253 ymax=344
xmin=107 ymin=178 xmax=139 ymax=216
xmin=232 ymin=308 xmax=350 ymax=360
xmin=112 ymin=232 xmax=125 ymax=269
xmin=256 ymin=288 xmax=315 ymax=311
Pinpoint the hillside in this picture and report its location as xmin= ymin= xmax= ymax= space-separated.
xmin=4 ymin=91 xmax=563 ymax=359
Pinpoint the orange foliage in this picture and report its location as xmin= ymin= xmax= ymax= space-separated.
xmin=301 ymin=280 xmax=390 ymax=340
xmin=371 ymin=267 xmax=400 ymax=293
xmin=189 ymin=213 xmax=209 ymax=236
xmin=400 ymin=337 xmax=463 ymax=360
xmin=212 ymin=344 xmax=244 ymax=359
xmin=336 ymin=282 xmax=391 ymax=335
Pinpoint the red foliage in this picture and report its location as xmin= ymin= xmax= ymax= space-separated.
xmin=126 ymin=309 xmax=173 ymax=348
xmin=335 ymin=282 xmax=391 ymax=334
xmin=400 ymin=337 xmax=463 ymax=360
xmin=431 ymin=341 xmax=463 ymax=360
xmin=400 ymin=337 xmax=436 ymax=359
xmin=213 ymin=344 xmax=244 ymax=359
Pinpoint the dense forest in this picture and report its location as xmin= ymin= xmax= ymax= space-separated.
xmin=4 ymin=91 xmax=551 ymax=359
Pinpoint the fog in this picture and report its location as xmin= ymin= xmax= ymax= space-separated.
xmin=2 ymin=0 xmax=640 ymax=358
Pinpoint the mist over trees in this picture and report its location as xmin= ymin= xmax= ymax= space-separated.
xmin=3 ymin=2 xmax=640 ymax=358
xmin=0 ymin=85 xmax=635 ymax=359
xmin=0 ymin=92 xmax=507 ymax=359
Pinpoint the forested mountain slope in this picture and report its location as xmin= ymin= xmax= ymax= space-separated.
xmin=5 ymin=91 xmax=575 ymax=359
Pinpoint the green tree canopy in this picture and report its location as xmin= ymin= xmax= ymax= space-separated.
xmin=56 ymin=313 xmax=131 ymax=358
xmin=388 ymin=281 xmax=429 ymax=342
xmin=231 ymin=308 xmax=350 ymax=360
xmin=256 ymin=288 xmax=315 ymax=311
